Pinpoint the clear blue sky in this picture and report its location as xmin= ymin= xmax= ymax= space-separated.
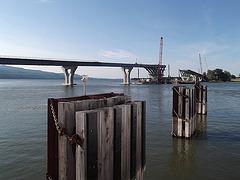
xmin=1 ymin=0 xmax=240 ymax=78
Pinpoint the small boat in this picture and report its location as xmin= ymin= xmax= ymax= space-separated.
xmin=134 ymin=80 xmax=144 ymax=84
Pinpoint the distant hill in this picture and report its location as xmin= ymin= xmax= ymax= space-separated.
xmin=0 ymin=65 xmax=81 ymax=79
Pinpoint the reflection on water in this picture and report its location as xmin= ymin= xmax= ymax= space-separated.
xmin=171 ymin=138 xmax=195 ymax=179
xmin=170 ymin=115 xmax=207 ymax=179
xmin=194 ymin=115 xmax=207 ymax=140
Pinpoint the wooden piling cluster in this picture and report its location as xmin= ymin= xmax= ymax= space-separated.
xmin=47 ymin=93 xmax=146 ymax=180
xmin=172 ymin=86 xmax=196 ymax=138
xmin=172 ymin=84 xmax=207 ymax=138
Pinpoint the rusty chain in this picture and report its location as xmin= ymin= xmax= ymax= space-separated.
xmin=49 ymin=101 xmax=73 ymax=142
xmin=47 ymin=100 xmax=84 ymax=180
xmin=49 ymin=100 xmax=84 ymax=146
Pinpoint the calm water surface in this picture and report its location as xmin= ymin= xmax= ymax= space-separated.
xmin=0 ymin=79 xmax=240 ymax=180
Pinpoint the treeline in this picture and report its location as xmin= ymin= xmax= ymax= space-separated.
xmin=204 ymin=68 xmax=236 ymax=82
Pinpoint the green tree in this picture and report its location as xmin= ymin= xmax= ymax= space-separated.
xmin=231 ymin=74 xmax=236 ymax=79
xmin=223 ymin=70 xmax=231 ymax=81
xmin=213 ymin=68 xmax=224 ymax=81
xmin=207 ymin=70 xmax=214 ymax=81
xmin=203 ymin=72 xmax=208 ymax=81
xmin=207 ymin=68 xmax=233 ymax=82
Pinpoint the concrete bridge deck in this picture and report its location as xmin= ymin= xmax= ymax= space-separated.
xmin=179 ymin=69 xmax=202 ymax=82
xmin=0 ymin=56 xmax=166 ymax=85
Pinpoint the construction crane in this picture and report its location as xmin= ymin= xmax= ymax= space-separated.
xmin=157 ymin=37 xmax=163 ymax=83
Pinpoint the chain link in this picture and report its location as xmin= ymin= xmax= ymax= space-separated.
xmin=47 ymin=101 xmax=83 ymax=179
xmin=49 ymin=100 xmax=73 ymax=142
xmin=46 ymin=174 xmax=52 ymax=180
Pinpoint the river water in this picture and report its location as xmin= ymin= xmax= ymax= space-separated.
xmin=0 ymin=79 xmax=239 ymax=180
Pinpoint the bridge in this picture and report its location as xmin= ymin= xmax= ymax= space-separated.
xmin=179 ymin=69 xmax=202 ymax=82
xmin=0 ymin=56 xmax=166 ymax=85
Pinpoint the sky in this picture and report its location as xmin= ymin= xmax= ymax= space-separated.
xmin=0 ymin=0 xmax=240 ymax=78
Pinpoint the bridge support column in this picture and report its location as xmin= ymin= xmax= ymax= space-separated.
xmin=61 ymin=66 xmax=78 ymax=86
xmin=121 ymin=67 xmax=133 ymax=85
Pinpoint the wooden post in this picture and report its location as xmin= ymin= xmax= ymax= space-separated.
xmin=117 ymin=104 xmax=131 ymax=180
xmin=141 ymin=101 xmax=146 ymax=172
xmin=195 ymin=83 xmax=203 ymax=114
xmin=172 ymin=87 xmax=179 ymax=136
xmin=185 ymin=88 xmax=190 ymax=138
xmin=178 ymin=86 xmax=184 ymax=137
xmin=47 ymin=99 xmax=59 ymax=180
xmin=113 ymin=107 xmax=122 ymax=180
xmin=98 ymin=108 xmax=114 ymax=180
xmin=130 ymin=103 xmax=137 ymax=179
xmin=86 ymin=111 xmax=99 ymax=179
xmin=202 ymin=85 xmax=207 ymax=115
xmin=76 ymin=111 xmax=87 ymax=180
xmin=193 ymin=88 xmax=197 ymax=132
xmin=134 ymin=101 xmax=143 ymax=180
xmin=195 ymin=84 xmax=199 ymax=114
xmin=189 ymin=89 xmax=193 ymax=135
xmin=58 ymin=102 xmax=76 ymax=180
xmin=195 ymin=84 xmax=207 ymax=115
xmin=190 ymin=89 xmax=195 ymax=135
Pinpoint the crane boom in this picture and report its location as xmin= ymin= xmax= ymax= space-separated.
xmin=159 ymin=37 xmax=163 ymax=65
xmin=199 ymin=53 xmax=203 ymax=75
xmin=157 ymin=37 xmax=163 ymax=83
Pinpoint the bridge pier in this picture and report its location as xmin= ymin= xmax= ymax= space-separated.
xmin=121 ymin=67 xmax=133 ymax=85
xmin=61 ymin=66 xmax=78 ymax=86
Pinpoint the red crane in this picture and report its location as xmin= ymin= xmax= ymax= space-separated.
xmin=157 ymin=37 xmax=163 ymax=83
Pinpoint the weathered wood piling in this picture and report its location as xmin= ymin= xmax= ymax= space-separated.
xmin=172 ymin=84 xmax=207 ymax=138
xmin=47 ymin=93 xmax=146 ymax=180
xmin=172 ymin=86 xmax=196 ymax=138
xmin=195 ymin=83 xmax=207 ymax=115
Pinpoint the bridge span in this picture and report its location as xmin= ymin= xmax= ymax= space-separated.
xmin=0 ymin=56 xmax=166 ymax=85
xmin=179 ymin=69 xmax=202 ymax=82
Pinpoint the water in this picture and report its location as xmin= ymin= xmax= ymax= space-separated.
xmin=0 ymin=79 xmax=240 ymax=180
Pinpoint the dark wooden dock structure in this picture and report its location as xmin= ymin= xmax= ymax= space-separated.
xmin=172 ymin=84 xmax=207 ymax=138
xmin=47 ymin=93 xmax=146 ymax=180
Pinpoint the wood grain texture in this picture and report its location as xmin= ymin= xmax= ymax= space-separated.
xmin=178 ymin=87 xmax=183 ymax=137
xmin=98 ymin=108 xmax=114 ymax=180
xmin=185 ymin=88 xmax=190 ymax=138
xmin=76 ymin=111 xmax=87 ymax=180
xmin=134 ymin=101 xmax=143 ymax=180
xmin=58 ymin=102 xmax=76 ymax=180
